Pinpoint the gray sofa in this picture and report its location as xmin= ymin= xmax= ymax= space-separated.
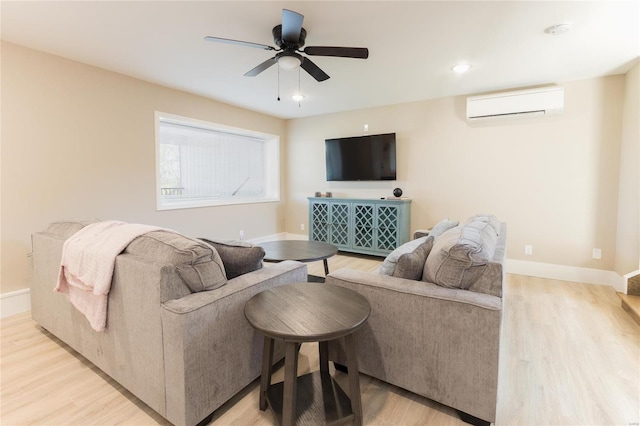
xmin=327 ymin=216 xmax=506 ymax=424
xmin=30 ymin=220 xmax=307 ymax=426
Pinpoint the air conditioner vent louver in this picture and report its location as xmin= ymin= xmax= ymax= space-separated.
xmin=466 ymin=87 xmax=564 ymax=122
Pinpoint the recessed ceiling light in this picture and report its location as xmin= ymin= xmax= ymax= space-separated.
xmin=292 ymin=94 xmax=304 ymax=102
xmin=544 ymin=23 xmax=571 ymax=35
xmin=452 ymin=63 xmax=472 ymax=74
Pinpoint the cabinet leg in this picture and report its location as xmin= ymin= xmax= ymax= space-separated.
xmin=282 ymin=342 xmax=299 ymax=426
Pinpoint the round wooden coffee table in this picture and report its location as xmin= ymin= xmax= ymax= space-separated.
xmin=259 ymin=240 xmax=338 ymax=282
xmin=244 ymin=282 xmax=370 ymax=426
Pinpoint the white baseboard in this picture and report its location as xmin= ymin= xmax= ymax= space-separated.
xmin=506 ymin=259 xmax=624 ymax=291
xmin=247 ymin=232 xmax=288 ymax=243
xmin=1 ymin=288 xmax=31 ymax=319
xmin=249 ymin=232 xmax=308 ymax=242
xmin=284 ymin=233 xmax=309 ymax=241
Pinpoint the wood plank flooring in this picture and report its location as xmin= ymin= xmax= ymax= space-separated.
xmin=1 ymin=253 xmax=639 ymax=425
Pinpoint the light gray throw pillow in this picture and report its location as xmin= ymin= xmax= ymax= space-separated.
xmin=392 ymin=237 xmax=434 ymax=280
xmin=423 ymin=220 xmax=498 ymax=290
xmin=429 ymin=218 xmax=459 ymax=238
xmin=464 ymin=214 xmax=500 ymax=235
xmin=379 ymin=237 xmax=428 ymax=276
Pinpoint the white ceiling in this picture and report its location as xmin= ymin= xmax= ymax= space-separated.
xmin=2 ymin=1 xmax=638 ymax=119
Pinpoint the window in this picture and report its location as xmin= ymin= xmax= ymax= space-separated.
xmin=155 ymin=112 xmax=280 ymax=210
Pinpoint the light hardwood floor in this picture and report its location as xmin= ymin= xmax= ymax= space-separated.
xmin=1 ymin=253 xmax=639 ymax=425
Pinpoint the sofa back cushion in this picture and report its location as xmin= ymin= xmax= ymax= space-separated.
xmin=45 ymin=219 xmax=99 ymax=239
xmin=44 ymin=220 xmax=227 ymax=295
xmin=199 ymin=238 xmax=265 ymax=279
xmin=125 ymin=231 xmax=227 ymax=293
xmin=423 ymin=219 xmax=498 ymax=292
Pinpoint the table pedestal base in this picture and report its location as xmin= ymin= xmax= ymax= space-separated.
xmin=266 ymin=371 xmax=355 ymax=425
xmin=260 ymin=338 xmax=363 ymax=426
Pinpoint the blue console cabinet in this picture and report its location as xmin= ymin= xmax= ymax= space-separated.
xmin=308 ymin=197 xmax=411 ymax=257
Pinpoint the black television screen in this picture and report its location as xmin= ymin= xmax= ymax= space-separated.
xmin=325 ymin=133 xmax=396 ymax=181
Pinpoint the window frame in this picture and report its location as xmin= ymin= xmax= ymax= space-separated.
xmin=154 ymin=111 xmax=280 ymax=211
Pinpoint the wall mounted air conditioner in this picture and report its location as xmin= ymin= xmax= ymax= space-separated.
xmin=466 ymin=86 xmax=564 ymax=122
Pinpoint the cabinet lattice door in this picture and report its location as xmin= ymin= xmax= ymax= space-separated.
xmin=311 ymin=202 xmax=329 ymax=241
xmin=376 ymin=205 xmax=399 ymax=251
xmin=353 ymin=204 xmax=374 ymax=249
xmin=330 ymin=203 xmax=351 ymax=247
xmin=308 ymin=197 xmax=411 ymax=257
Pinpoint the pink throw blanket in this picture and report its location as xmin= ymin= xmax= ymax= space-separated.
xmin=55 ymin=220 xmax=165 ymax=331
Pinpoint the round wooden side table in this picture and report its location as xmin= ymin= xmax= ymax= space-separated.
xmin=258 ymin=240 xmax=338 ymax=282
xmin=244 ymin=282 xmax=370 ymax=426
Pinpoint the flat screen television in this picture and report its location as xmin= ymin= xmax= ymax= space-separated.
xmin=325 ymin=133 xmax=396 ymax=181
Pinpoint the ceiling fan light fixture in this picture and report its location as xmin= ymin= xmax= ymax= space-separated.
xmin=277 ymin=55 xmax=301 ymax=70
xmin=452 ymin=63 xmax=472 ymax=74
xmin=292 ymin=93 xmax=304 ymax=101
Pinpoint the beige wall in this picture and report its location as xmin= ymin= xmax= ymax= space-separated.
xmin=615 ymin=61 xmax=640 ymax=275
xmin=285 ymin=76 xmax=625 ymax=270
xmin=2 ymin=40 xmax=634 ymax=295
xmin=1 ymin=42 xmax=287 ymax=293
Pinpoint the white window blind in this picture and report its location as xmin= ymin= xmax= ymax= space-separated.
xmin=156 ymin=113 xmax=279 ymax=210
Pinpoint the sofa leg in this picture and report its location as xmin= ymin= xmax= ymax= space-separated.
xmin=457 ymin=410 xmax=491 ymax=426
xmin=196 ymin=413 xmax=214 ymax=426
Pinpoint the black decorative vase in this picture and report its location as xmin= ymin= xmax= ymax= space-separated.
xmin=393 ymin=188 xmax=403 ymax=198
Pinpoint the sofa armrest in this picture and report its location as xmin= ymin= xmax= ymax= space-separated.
xmin=159 ymin=260 xmax=306 ymax=426
xmin=326 ymin=268 xmax=501 ymax=311
xmin=162 ymin=261 xmax=307 ymax=314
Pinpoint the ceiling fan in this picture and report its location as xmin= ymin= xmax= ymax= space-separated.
xmin=205 ymin=9 xmax=369 ymax=82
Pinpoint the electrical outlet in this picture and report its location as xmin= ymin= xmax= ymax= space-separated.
xmin=592 ymin=248 xmax=602 ymax=259
xmin=364 ymin=124 xmax=368 ymax=132
xmin=300 ymin=223 xmax=305 ymax=231
xmin=239 ymin=230 xmax=245 ymax=240
xmin=525 ymin=245 xmax=533 ymax=255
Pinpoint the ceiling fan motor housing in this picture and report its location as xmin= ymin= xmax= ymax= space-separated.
xmin=272 ymin=25 xmax=307 ymax=49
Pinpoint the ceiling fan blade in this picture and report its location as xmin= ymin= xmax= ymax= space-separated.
xmin=300 ymin=57 xmax=330 ymax=82
xmin=303 ymin=46 xmax=369 ymax=59
xmin=244 ymin=57 xmax=277 ymax=77
xmin=205 ymin=36 xmax=275 ymax=51
xmin=281 ymin=9 xmax=304 ymax=43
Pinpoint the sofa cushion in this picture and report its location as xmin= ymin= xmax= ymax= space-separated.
xmin=125 ymin=231 xmax=227 ymax=293
xmin=392 ymin=237 xmax=434 ymax=280
xmin=464 ymin=214 xmax=500 ymax=235
xmin=429 ymin=218 xmax=459 ymax=238
xmin=45 ymin=219 xmax=99 ymax=239
xmin=379 ymin=236 xmax=429 ymax=276
xmin=199 ymin=238 xmax=265 ymax=279
xmin=423 ymin=219 xmax=498 ymax=290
